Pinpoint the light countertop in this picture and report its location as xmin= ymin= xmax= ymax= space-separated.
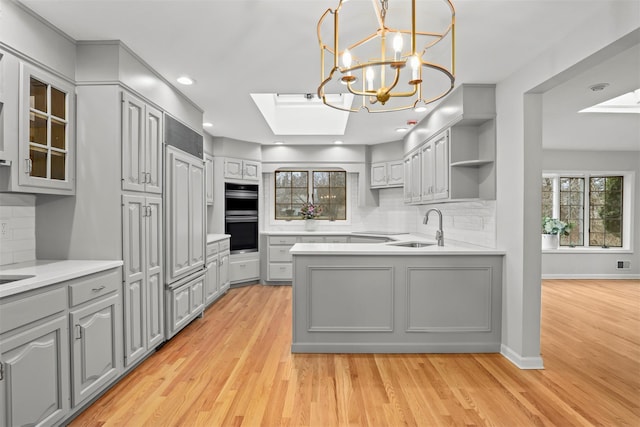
xmin=207 ymin=233 xmax=231 ymax=244
xmin=288 ymin=232 xmax=505 ymax=256
xmin=0 ymin=259 xmax=123 ymax=298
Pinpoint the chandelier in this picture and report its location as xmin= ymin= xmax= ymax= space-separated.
xmin=317 ymin=0 xmax=455 ymax=113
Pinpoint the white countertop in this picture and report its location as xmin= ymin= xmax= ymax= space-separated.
xmin=207 ymin=233 xmax=231 ymax=244
xmin=261 ymin=230 xmax=411 ymax=236
xmin=0 ymin=259 xmax=123 ymax=298
xmin=288 ymin=233 xmax=505 ymax=256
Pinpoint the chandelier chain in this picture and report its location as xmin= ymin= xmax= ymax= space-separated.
xmin=380 ymin=0 xmax=388 ymax=21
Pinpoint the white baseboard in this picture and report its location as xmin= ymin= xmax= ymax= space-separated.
xmin=500 ymin=345 xmax=544 ymax=370
xmin=542 ymin=273 xmax=640 ymax=280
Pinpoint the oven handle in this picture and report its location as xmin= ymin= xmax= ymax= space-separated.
xmin=226 ymin=190 xmax=258 ymax=199
xmin=226 ymin=216 xmax=258 ymax=223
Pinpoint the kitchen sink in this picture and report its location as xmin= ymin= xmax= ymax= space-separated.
xmin=388 ymin=241 xmax=436 ymax=248
xmin=0 ymin=275 xmax=35 ymax=285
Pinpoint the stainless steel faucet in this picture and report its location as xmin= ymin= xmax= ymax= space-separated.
xmin=423 ymin=208 xmax=444 ymax=246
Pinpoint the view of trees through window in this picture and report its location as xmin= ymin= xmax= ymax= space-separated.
xmin=275 ymin=170 xmax=347 ymax=220
xmin=541 ymin=174 xmax=624 ymax=248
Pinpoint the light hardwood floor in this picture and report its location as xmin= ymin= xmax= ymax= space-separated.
xmin=69 ymin=279 xmax=640 ymax=426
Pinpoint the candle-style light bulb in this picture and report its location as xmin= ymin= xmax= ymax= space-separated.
xmin=410 ymin=55 xmax=420 ymax=81
xmin=365 ymin=67 xmax=374 ymax=91
xmin=393 ymin=32 xmax=403 ymax=60
xmin=342 ymin=49 xmax=352 ymax=69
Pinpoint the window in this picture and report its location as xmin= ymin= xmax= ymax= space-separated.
xmin=274 ymin=170 xmax=347 ymax=221
xmin=541 ymin=173 xmax=629 ymax=248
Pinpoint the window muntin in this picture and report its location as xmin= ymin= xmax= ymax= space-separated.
xmin=312 ymin=171 xmax=346 ymax=220
xmin=541 ymin=173 xmax=626 ymax=248
xmin=28 ymin=77 xmax=68 ymax=181
xmin=274 ymin=170 xmax=347 ymax=221
xmin=275 ymin=171 xmax=308 ymax=220
xmin=589 ymin=176 xmax=623 ymax=248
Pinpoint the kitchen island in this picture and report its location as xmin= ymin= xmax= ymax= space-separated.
xmin=290 ymin=237 xmax=505 ymax=353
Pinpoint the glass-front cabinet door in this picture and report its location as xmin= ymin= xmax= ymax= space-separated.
xmin=19 ymin=62 xmax=75 ymax=193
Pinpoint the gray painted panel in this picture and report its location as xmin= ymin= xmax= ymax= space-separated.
xmin=0 ymin=285 xmax=66 ymax=334
xmin=307 ymin=266 xmax=394 ymax=331
xmin=406 ymin=267 xmax=492 ymax=332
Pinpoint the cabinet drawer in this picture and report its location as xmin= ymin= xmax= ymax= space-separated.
xmin=206 ymin=242 xmax=219 ymax=259
xmin=300 ymin=236 xmax=325 ymax=243
xmin=219 ymin=239 xmax=230 ymax=252
xmin=0 ymin=285 xmax=67 ymax=334
xmin=230 ymin=258 xmax=260 ymax=282
xmin=268 ymin=263 xmax=292 ymax=280
xmin=68 ymin=268 xmax=121 ymax=307
xmin=269 ymin=245 xmax=293 ymax=262
xmin=326 ymin=236 xmax=349 ymax=243
xmin=269 ymin=236 xmax=297 ymax=245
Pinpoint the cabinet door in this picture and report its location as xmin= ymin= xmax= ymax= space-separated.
xmin=170 ymin=285 xmax=192 ymax=332
xmin=70 ymin=293 xmax=121 ymax=407
xmin=167 ymin=147 xmax=192 ymax=281
xmin=223 ymin=158 xmax=244 ymax=179
xmin=122 ymin=195 xmax=147 ymax=366
xmin=146 ymin=196 xmax=164 ymax=348
xmin=387 ymin=161 xmax=404 ymax=186
xmin=0 ymin=315 xmax=69 ymax=427
xmin=205 ymin=258 xmax=220 ymax=305
xmin=370 ymin=163 xmax=387 ymax=187
xmin=219 ymin=252 xmax=230 ymax=293
xmin=205 ymin=155 xmax=214 ymax=205
xmin=190 ymin=278 xmax=204 ymax=313
xmin=433 ymin=131 xmax=449 ymax=200
xmin=122 ymin=92 xmax=146 ymax=193
xmin=145 ymin=104 xmax=163 ymax=194
xmin=410 ymin=150 xmax=421 ymax=203
xmin=243 ymin=160 xmax=260 ymax=181
xmin=403 ymin=156 xmax=412 ymax=203
xmin=421 ymin=142 xmax=434 ymax=202
xmin=190 ymin=161 xmax=205 ymax=268
xmin=18 ymin=63 xmax=75 ymax=193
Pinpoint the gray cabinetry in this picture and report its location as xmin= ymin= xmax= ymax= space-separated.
xmin=223 ymin=157 xmax=260 ymax=182
xmin=205 ymin=237 xmax=230 ymax=306
xmin=69 ymin=292 xmax=121 ymax=407
xmin=121 ymin=91 xmax=163 ymax=194
xmin=0 ymin=285 xmax=69 ymax=427
xmin=219 ymin=244 xmax=230 ymax=294
xmin=165 ymin=271 xmax=205 ymax=338
xmin=165 ymin=145 xmax=205 ymax=283
xmin=205 ymin=154 xmax=214 ymax=205
xmin=122 ymin=194 xmax=164 ymax=367
xmin=370 ymin=160 xmax=404 ymax=188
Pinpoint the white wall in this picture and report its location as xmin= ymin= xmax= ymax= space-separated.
xmin=495 ymin=2 xmax=640 ymax=368
xmin=541 ymin=150 xmax=639 ymax=278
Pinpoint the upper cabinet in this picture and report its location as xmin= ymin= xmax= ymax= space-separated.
xmin=403 ymin=84 xmax=496 ymax=205
xmin=224 ymin=157 xmax=260 ymax=182
xmin=370 ymin=160 xmax=403 ymax=189
xmin=122 ymin=91 xmax=163 ymax=194
xmin=0 ymin=60 xmax=76 ymax=195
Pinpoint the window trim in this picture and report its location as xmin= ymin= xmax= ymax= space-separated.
xmin=542 ymin=170 xmax=634 ymax=252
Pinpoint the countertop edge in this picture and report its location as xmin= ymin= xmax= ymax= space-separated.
xmin=0 ymin=260 xmax=124 ymax=298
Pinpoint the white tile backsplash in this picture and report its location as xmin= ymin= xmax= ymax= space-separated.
xmin=0 ymin=194 xmax=36 ymax=266
xmin=262 ymin=173 xmax=497 ymax=248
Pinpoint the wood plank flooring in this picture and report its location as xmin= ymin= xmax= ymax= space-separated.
xmin=69 ymin=279 xmax=640 ymax=426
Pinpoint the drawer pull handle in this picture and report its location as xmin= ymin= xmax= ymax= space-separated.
xmin=92 ymin=285 xmax=106 ymax=292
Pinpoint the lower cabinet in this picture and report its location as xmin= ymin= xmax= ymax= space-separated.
xmin=69 ymin=293 xmax=121 ymax=407
xmin=0 ymin=267 xmax=122 ymax=427
xmin=205 ymin=238 xmax=231 ymax=307
xmin=219 ymin=250 xmax=230 ymax=293
xmin=165 ymin=271 xmax=205 ymax=339
xmin=0 ymin=314 xmax=70 ymax=427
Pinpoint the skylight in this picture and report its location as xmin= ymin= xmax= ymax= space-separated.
xmin=250 ymin=93 xmax=354 ymax=135
xmin=579 ymin=88 xmax=640 ymax=114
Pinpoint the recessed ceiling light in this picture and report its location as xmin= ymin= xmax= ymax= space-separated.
xmin=333 ymin=140 xmax=344 ymax=144
xmin=395 ymin=127 xmax=408 ymax=133
xmin=414 ymin=105 xmax=428 ymax=113
xmin=177 ymin=76 xmax=195 ymax=85
xmin=274 ymin=141 xmax=285 ymax=145
xmin=203 ymin=122 xmax=213 ymax=128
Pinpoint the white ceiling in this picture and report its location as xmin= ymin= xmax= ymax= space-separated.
xmin=17 ymin=0 xmax=640 ymax=150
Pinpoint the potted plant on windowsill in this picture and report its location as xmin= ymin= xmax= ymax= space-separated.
xmin=300 ymin=199 xmax=323 ymax=231
xmin=541 ymin=217 xmax=573 ymax=250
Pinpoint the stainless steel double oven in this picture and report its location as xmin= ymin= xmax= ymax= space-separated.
xmin=224 ymin=182 xmax=258 ymax=254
